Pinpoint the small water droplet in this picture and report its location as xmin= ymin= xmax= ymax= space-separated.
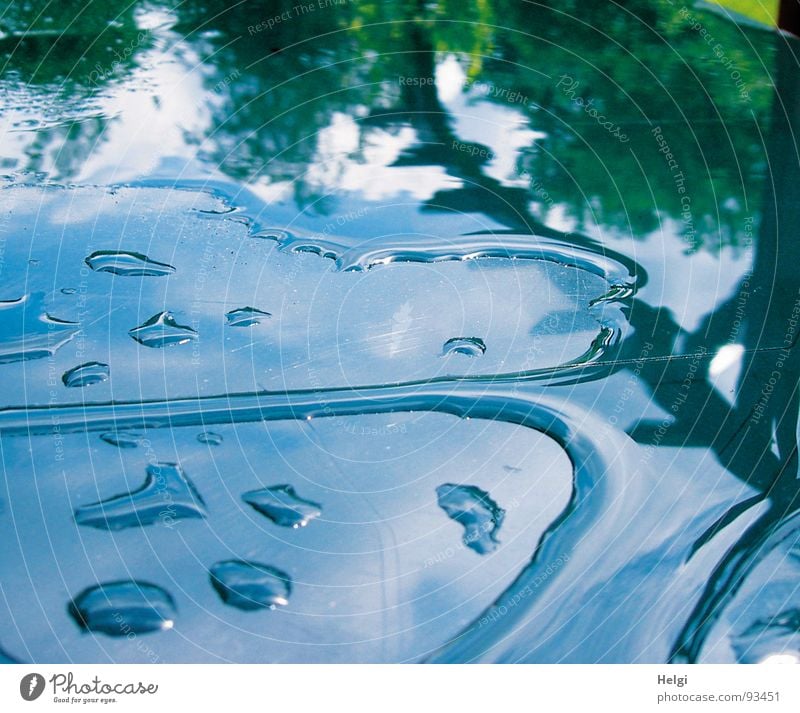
xmin=436 ymin=483 xmax=505 ymax=554
xmin=85 ymin=251 xmax=176 ymax=277
xmin=0 ymin=293 xmax=79 ymax=363
xmin=225 ymin=306 xmax=272 ymax=327
xmin=129 ymin=311 xmax=197 ymax=348
xmin=28 ymin=259 xmax=40 ymax=267
xmin=75 ymin=462 xmax=206 ymax=530
xmin=62 ymin=361 xmax=109 ymax=388
xmin=197 ymin=431 xmax=223 ymax=446
xmin=100 ymin=431 xmax=142 ymax=448
xmin=253 ymin=228 xmax=292 ymax=242
xmin=210 ymin=560 xmax=291 ymax=610
xmin=60 ymin=287 xmax=77 ymax=295
xmin=69 ymin=581 xmax=176 ymax=635
xmin=242 ymin=484 xmax=322 ymax=528
xmin=442 ymin=337 xmax=486 ymax=357
xmin=194 ymin=205 xmax=237 ymax=215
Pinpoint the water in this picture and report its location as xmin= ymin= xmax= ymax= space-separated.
xmin=62 ymin=361 xmax=110 ymax=388
xmin=85 ymin=251 xmax=176 ymax=277
xmin=69 ymin=581 xmax=177 ymax=636
xmin=74 ymin=462 xmax=207 ymax=530
xmin=441 ymin=337 xmax=487 ymax=358
xmin=225 ymin=307 xmax=272 ymax=327
xmin=100 ymin=431 xmax=144 ymax=449
xmin=209 ymin=561 xmax=292 ymax=611
xmin=0 ymin=0 xmax=797 ymax=664
xmin=242 ymin=485 xmax=322 ymax=528
xmin=0 ymin=293 xmax=79 ymax=363
xmin=128 ymin=311 xmax=199 ymax=348
xmin=436 ymin=484 xmax=505 ymax=554
xmin=197 ymin=431 xmax=223 ymax=446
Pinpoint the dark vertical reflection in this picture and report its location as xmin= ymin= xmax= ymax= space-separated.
xmin=669 ymin=36 xmax=800 ymax=662
xmin=779 ymin=0 xmax=800 ymax=35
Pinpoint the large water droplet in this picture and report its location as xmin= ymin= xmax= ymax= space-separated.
xmin=69 ymin=581 xmax=176 ymax=635
xmin=85 ymin=251 xmax=176 ymax=277
xmin=442 ymin=337 xmax=486 ymax=357
xmin=129 ymin=311 xmax=197 ymax=348
xmin=197 ymin=431 xmax=223 ymax=446
xmin=210 ymin=560 xmax=291 ymax=610
xmin=62 ymin=361 xmax=109 ymax=388
xmin=242 ymin=484 xmax=322 ymax=528
xmin=0 ymin=293 xmax=79 ymax=363
xmin=100 ymin=431 xmax=143 ymax=449
xmin=436 ymin=483 xmax=505 ymax=554
xmin=225 ymin=306 xmax=272 ymax=327
xmin=75 ymin=462 xmax=206 ymax=530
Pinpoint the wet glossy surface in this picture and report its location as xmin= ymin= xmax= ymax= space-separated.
xmin=0 ymin=0 xmax=798 ymax=663
xmin=69 ymin=581 xmax=177 ymax=636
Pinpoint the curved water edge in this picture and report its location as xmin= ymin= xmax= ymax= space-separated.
xmin=671 ymin=506 xmax=800 ymax=663
xmin=0 ymin=380 xmax=642 ymax=660
xmin=0 ymin=181 xmax=640 ymax=386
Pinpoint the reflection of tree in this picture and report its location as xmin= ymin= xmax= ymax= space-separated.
xmin=0 ymin=0 xmax=792 ymax=660
xmin=486 ymin=0 xmax=774 ymax=249
xmin=0 ymin=0 xmax=149 ymax=178
xmin=0 ymin=0 xmax=143 ymax=85
xmin=174 ymin=0 xmax=774 ymax=248
xmin=621 ymin=39 xmax=800 ymax=661
xmin=0 ymin=0 xmax=777 ymax=241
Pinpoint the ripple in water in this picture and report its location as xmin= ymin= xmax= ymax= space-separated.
xmin=436 ymin=483 xmax=505 ymax=554
xmin=74 ymin=462 xmax=206 ymax=530
xmin=197 ymin=431 xmax=223 ymax=446
xmin=0 ymin=293 xmax=79 ymax=363
xmin=242 ymin=484 xmax=322 ymax=528
xmin=129 ymin=311 xmax=198 ymax=348
xmin=61 ymin=361 xmax=109 ymax=388
xmin=442 ymin=337 xmax=486 ymax=357
xmin=69 ymin=581 xmax=176 ymax=635
xmin=210 ymin=560 xmax=291 ymax=610
xmin=225 ymin=306 xmax=272 ymax=327
xmin=85 ymin=251 xmax=176 ymax=277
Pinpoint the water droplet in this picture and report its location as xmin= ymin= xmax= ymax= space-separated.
xmin=442 ymin=337 xmax=486 ymax=357
xmin=210 ymin=560 xmax=291 ymax=610
xmin=436 ymin=483 xmax=505 ymax=554
xmin=75 ymin=462 xmax=206 ymax=530
xmin=194 ymin=205 xmax=237 ymax=215
xmin=197 ymin=431 xmax=223 ymax=446
xmin=28 ymin=259 xmax=39 ymax=267
xmin=0 ymin=293 xmax=79 ymax=363
xmin=100 ymin=431 xmax=142 ymax=448
xmin=589 ymin=283 xmax=634 ymax=306
xmin=242 ymin=484 xmax=322 ymax=528
xmin=85 ymin=251 xmax=176 ymax=277
xmin=252 ymin=228 xmax=292 ymax=242
xmin=129 ymin=311 xmax=197 ymax=348
xmin=69 ymin=581 xmax=176 ymax=635
xmin=225 ymin=306 xmax=272 ymax=327
xmin=62 ymin=361 xmax=109 ymax=388
xmin=60 ymin=287 xmax=77 ymax=295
